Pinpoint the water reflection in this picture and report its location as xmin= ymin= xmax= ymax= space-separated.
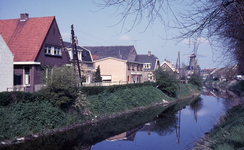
xmin=3 ymin=90 xmax=237 ymax=150
xmin=189 ymin=97 xmax=203 ymax=122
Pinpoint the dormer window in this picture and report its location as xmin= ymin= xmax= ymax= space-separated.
xmin=45 ymin=45 xmax=61 ymax=56
xmin=143 ymin=63 xmax=151 ymax=69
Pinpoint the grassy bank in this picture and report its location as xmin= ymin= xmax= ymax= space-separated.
xmin=194 ymin=103 xmax=244 ymax=150
xmin=0 ymin=83 xmax=200 ymax=142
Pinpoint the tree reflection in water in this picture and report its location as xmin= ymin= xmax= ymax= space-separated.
xmin=189 ymin=97 xmax=203 ymax=122
xmin=152 ymin=105 xmax=178 ymax=136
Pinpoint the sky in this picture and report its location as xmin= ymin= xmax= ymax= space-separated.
xmin=0 ymin=0 xmax=225 ymax=69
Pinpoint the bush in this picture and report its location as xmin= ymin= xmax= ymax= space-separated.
xmin=153 ymin=68 xmax=178 ymax=97
xmin=78 ymin=82 xmax=157 ymax=96
xmin=40 ymin=65 xmax=80 ymax=110
xmin=188 ymin=74 xmax=202 ymax=88
xmin=0 ymin=91 xmax=41 ymax=106
xmin=0 ymin=101 xmax=65 ymax=140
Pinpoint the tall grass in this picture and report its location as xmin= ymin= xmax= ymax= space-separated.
xmin=84 ymin=86 xmax=169 ymax=117
xmin=194 ymin=104 xmax=244 ymax=149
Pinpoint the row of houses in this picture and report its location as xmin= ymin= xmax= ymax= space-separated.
xmin=200 ymin=64 xmax=238 ymax=81
xmin=1 ymin=14 xmax=179 ymax=92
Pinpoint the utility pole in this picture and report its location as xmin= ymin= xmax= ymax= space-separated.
xmin=176 ymin=51 xmax=181 ymax=93
xmin=71 ymin=24 xmax=82 ymax=86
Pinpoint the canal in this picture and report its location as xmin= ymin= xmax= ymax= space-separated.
xmin=2 ymin=89 xmax=237 ymax=150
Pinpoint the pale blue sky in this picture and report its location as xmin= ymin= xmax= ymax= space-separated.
xmin=0 ymin=0 xmax=225 ymax=69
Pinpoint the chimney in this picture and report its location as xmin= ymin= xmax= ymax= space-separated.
xmin=148 ymin=51 xmax=151 ymax=56
xmin=20 ymin=13 xmax=29 ymax=22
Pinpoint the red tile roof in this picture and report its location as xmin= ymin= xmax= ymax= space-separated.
xmin=0 ymin=16 xmax=55 ymax=62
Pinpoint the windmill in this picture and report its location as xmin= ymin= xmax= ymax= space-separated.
xmin=184 ymin=42 xmax=206 ymax=76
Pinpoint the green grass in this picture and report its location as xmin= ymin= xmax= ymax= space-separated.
xmin=0 ymin=83 xmax=200 ymax=142
xmin=194 ymin=104 xmax=244 ymax=149
xmin=176 ymin=83 xmax=201 ymax=99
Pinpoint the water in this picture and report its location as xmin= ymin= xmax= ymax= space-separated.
xmin=2 ymin=89 xmax=236 ymax=150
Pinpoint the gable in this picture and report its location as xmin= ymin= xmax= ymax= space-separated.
xmin=0 ymin=16 xmax=55 ymax=62
xmin=63 ymin=41 xmax=93 ymax=62
xmin=135 ymin=54 xmax=159 ymax=70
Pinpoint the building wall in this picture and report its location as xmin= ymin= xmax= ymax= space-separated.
xmin=0 ymin=35 xmax=14 ymax=92
xmin=142 ymin=70 xmax=154 ymax=82
xmin=95 ymin=59 xmax=127 ymax=82
xmin=33 ymin=18 xmax=69 ymax=92
xmin=161 ymin=63 xmax=174 ymax=72
xmin=94 ymin=58 xmax=144 ymax=84
xmin=36 ymin=18 xmax=69 ymax=68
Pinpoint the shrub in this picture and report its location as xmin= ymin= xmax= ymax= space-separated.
xmin=0 ymin=91 xmax=41 ymax=106
xmin=188 ymin=74 xmax=202 ymax=88
xmin=78 ymin=82 xmax=157 ymax=96
xmin=0 ymin=92 xmax=13 ymax=106
xmin=153 ymin=68 xmax=178 ymax=97
xmin=40 ymin=65 xmax=79 ymax=110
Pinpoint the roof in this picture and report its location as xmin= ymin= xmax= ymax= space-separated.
xmin=83 ymin=45 xmax=136 ymax=61
xmin=135 ymin=54 xmax=159 ymax=70
xmin=161 ymin=59 xmax=179 ymax=73
xmin=95 ymin=57 xmax=143 ymax=64
xmin=0 ymin=16 xmax=55 ymax=62
xmin=63 ymin=41 xmax=93 ymax=62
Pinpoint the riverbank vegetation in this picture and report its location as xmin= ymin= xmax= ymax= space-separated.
xmin=0 ymin=65 xmax=201 ymax=143
xmin=194 ymin=103 xmax=244 ymax=150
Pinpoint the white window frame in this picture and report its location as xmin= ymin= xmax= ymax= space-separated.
xmin=23 ymin=67 xmax=30 ymax=85
xmin=45 ymin=46 xmax=51 ymax=54
xmin=143 ymin=63 xmax=151 ymax=69
xmin=45 ymin=45 xmax=61 ymax=56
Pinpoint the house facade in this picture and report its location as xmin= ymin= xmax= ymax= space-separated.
xmin=0 ymin=35 xmax=14 ymax=92
xmin=135 ymin=51 xmax=160 ymax=82
xmin=63 ymin=42 xmax=93 ymax=84
xmin=160 ymin=59 xmax=178 ymax=73
xmin=95 ymin=57 xmax=143 ymax=84
xmin=0 ymin=13 xmax=70 ymax=92
xmin=84 ymin=45 xmax=144 ymax=84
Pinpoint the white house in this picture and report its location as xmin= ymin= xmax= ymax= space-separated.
xmin=0 ymin=34 xmax=14 ymax=92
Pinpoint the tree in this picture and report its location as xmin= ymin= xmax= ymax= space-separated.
xmin=98 ymin=0 xmax=244 ymax=73
xmin=188 ymin=73 xmax=202 ymax=88
xmin=153 ymin=68 xmax=178 ymax=97
xmin=94 ymin=65 xmax=102 ymax=82
xmin=40 ymin=65 xmax=80 ymax=110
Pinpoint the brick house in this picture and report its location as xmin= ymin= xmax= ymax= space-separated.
xmin=63 ymin=42 xmax=94 ymax=84
xmin=84 ymin=45 xmax=144 ymax=84
xmin=0 ymin=13 xmax=70 ymax=92
xmin=160 ymin=59 xmax=178 ymax=73
xmin=135 ymin=51 xmax=160 ymax=82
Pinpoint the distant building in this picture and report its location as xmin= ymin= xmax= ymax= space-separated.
xmin=135 ymin=51 xmax=160 ymax=82
xmin=84 ymin=45 xmax=144 ymax=84
xmin=63 ymin=42 xmax=93 ymax=84
xmin=160 ymin=59 xmax=178 ymax=73
xmin=0 ymin=35 xmax=14 ymax=92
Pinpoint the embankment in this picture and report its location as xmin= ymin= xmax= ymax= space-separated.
xmin=0 ymin=83 xmax=200 ymax=146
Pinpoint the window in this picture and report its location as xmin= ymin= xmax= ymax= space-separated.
xmin=127 ymin=63 xmax=130 ymax=70
xmin=163 ymin=65 xmax=166 ymax=71
xmin=45 ymin=46 xmax=51 ymax=54
xmin=77 ymin=51 xmax=82 ymax=60
xmin=143 ymin=63 xmax=151 ymax=69
xmin=54 ymin=47 xmax=61 ymax=55
xmin=24 ymin=67 xmax=30 ymax=85
xmin=45 ymin=45 xmax=61 ymax=56
xmin=132 ymin=64 xmax=134 ymax=70
xmin=148 ymin=73 xmax=153 ymax=81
